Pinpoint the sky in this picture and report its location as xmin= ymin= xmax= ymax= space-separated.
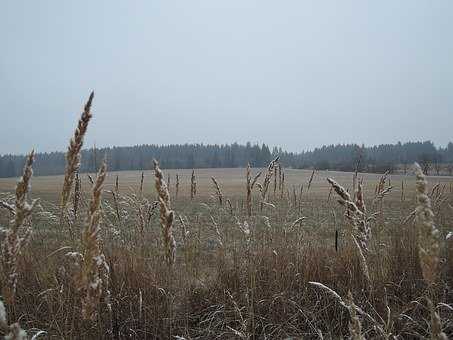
xmin=1 ymin=1 xmax=452 ymax=155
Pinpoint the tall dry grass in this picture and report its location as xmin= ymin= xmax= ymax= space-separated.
xmin=1 ymin=151 xmax=36 ymax=304
xmin=77 ymin=160 xmax=110 ymax=321
xmin=60 ymin=92 xmax=94 ymax=228
xmin=414 ymin=162 xmax=441 ymax=285
xmin=0 ymin=94 xmax=452 ymax=339
xmin=154 ymin=159 xmax=176 ymax=266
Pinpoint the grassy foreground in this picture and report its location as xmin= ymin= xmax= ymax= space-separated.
xmin=0 ymin=94 xmax=452 ymax=339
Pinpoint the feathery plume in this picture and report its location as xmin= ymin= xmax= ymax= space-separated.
xmin=1 ymin=150 xmax=37 ymax=303
xmin=327 ymin=177 xmax=369 ymax=247
xmin=60 ymin=92 xmax=94 ymax=221
xmin=374 ymin=170 xmax=392 ymax=200
xmin=260 ymin=157 xmax=279 ymax=210
xmin=414 ymin=162 xmax=440 ymax=285
xmin=246 ymin=163 xmax=261 ymax=217
xmin=79 ymin=160 xmax=110 ymax=320
xmin=154 ymin=160 xmax=176 ymax=266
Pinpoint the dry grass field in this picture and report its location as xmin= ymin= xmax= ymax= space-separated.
xmin=1 ymin=95 xmax=453 ymax=339
xmin=2 ymin=167 xmax=451 ymax=201
xmin=0 ymin=164 xmax=452 ymax=339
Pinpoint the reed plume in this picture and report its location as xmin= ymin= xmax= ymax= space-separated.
xmin=375 ymin=170 xmax=392 ymax=200
xmin=1 ymin=150 xmax=36 ymax=303
xmin=79 ymin=160 xmax=110 ymax=321
xmin=154 ymin=160 xmax=176 ymax=266
xmin=60 ymin=92 xmax=94 ymax=222
xmin=260 ymin=157 xmax=279 ymax=210
xmin=414 ymin=162 xmax=440 ymax=285
xmin=327 ymin=177 xmax=371 ymax=287
xmin=246 ymin=163 xmax=261 ymax=217
xmin=327 ymin=177 xmax=370 ymax=251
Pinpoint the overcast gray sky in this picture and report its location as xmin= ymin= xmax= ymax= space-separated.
xmin=1 ymin=1 xmax=452 ymax=155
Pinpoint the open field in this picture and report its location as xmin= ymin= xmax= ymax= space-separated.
xmin=1 ymin=161 xmax=453 ymax=339
xmin=1 ymin=167 xmax=452 ymax=202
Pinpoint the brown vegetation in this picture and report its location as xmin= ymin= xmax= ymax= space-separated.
xmin=0 ymin=95 xmax=452 ymax=339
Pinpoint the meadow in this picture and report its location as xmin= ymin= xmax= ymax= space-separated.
xmin=0 ymin=95 xmax=453 ymax=339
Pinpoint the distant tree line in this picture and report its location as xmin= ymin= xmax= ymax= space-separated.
xmin=1 ymin=141 xmax=452 ymax=178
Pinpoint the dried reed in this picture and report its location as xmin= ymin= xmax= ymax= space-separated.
xmin=79 ymin=160 xmax=110 ymax=320
xmin=260 ymin=157 xmax=279 ymax=210
xmin=414 ymin=162 xmax=440 ymax=285
xmin=154 ymin=160 xmax=176 ymax=266
xmin=60 ymin=92 xmax=94 ymax=221
xmin=1 ymin=151 xmax=36 ymax=303
xmin=246 ymin=163 xmax=261 ymax=217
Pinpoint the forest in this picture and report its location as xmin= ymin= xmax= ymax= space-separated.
xmin=0 ymin=140 xmax=452 ymax=177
